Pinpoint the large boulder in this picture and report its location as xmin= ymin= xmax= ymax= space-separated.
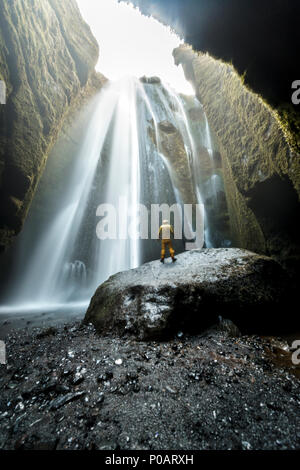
xmin=84 ymin=248 xmax=293 ymax=340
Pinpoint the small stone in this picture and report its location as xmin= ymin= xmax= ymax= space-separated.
xmin=242 ymin=441 xmax=252 ymax=450
xmin=166 ymin=385 xmax=177 ymax=394
xmin=49 ymin=391 xmax=85 ymax=410
xmin=97 ymin=393 xmax=105 ymax=404
xmin=15 ymin=402 xmax=25 ymax=411
xmin=7 ymin=382 xmax=18 ymax=390
xmin=73 ymin=374 xmax=84 ymax=385
xmin=115 ymin=358 xmax=123 ymax=365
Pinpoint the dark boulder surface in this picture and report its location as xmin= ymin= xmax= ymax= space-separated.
xmin=85 ymin=248 xmax=294 ymax=340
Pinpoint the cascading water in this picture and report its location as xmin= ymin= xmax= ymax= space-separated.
xmin=1 ymin=76 xmax=226 ymax=312
xmin=93 ymin=78 xmax=141 ymax=284
xmin=7 ymin=86 xmax=121 ymax=306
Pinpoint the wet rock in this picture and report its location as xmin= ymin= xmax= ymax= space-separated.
xmin=97 ymin=369 xmax=113 ymax=383
xmin=72 ymin=374 xmax=85 ymax=386
xmin=97 ymin=393 xmax=105 ymax=404
xmin=37 ymin=327 xmax=57 ymax=339
xmin=85 ymin=248 xmax=292 ymax=340
xmin=49 ymin=391 xmax=85 ymax=410
xmin=218 ymin=316 xmax=241 ymax=337
xmin=158 ymin=120 xmax=177 ymax=133
xmin=140 ymin=76 xmax=161 ymax=84
xmin=166 ymin=385 xmax=177 ymax=394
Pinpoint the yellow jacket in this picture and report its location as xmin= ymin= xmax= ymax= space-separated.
xmin=159 ymin=223 xmax=174 ymax=240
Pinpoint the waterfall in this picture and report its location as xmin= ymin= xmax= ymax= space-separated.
xmin=8 ymin=85 xmax=121 ymax=306
xmin=204 ymin=113 xmax=213 ymax=156
xmin=1 ymin=76 xmax=225 ymax=311
xmin=93 ymin=78 xmax=141 ymax=285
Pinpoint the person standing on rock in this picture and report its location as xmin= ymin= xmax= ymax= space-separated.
xmin=159 ymin=219 xmax=177 ymax=263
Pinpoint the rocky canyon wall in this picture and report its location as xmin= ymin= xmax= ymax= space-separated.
xmin=127 ymin=0 xmax=300 ymax=152
xmin=0 ymin=0 xmax=103 ymax=251
xmin=173 ymin=45 xmax=300 ymax=272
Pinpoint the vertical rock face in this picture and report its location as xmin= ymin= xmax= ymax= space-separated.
xmin=157 ymin=119 xmax=197 ymax=206
xmin=0 ymin=0 xmax=100 ymax=250
xmin=173 ymin=45 xmax=300 ymax=272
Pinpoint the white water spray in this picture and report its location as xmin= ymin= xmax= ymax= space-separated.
xmin=1 ymin=77 xmax=222 ymax=311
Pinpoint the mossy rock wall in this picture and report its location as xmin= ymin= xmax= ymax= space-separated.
xmin=0 ymin=0 xmax=100 ymax=250
xmin=128 ymin=0 xmax=300 ymax=149
xmin=173 ymin=45 xmax=300 ymax=271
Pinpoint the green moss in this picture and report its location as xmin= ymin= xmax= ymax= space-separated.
xmin=276 ymin=102 xmax=300 ymax=154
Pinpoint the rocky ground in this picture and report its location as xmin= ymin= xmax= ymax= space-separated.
xmin=0 ymin=319 xmax=299 ymax=450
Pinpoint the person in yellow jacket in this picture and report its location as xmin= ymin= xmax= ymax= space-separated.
xmin=158 ymin=219 xmax=177 ymax=263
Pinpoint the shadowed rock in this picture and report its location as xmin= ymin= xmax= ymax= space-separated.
xmin=84 ymin=248 xmax=294 ymax=340
xmin=0 ymin=0 xmax=101 ymax=250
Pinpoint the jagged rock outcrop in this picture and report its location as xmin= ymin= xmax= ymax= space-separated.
xmin=173 ymin=45 xmax=300 ymax=272
xmin=85 ymin=248 xmax=293 ymax=340
xmin=0 ymin=0 xmax=102 ymax=250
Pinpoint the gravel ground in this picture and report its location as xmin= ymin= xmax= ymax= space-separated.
xmin=0 ymin=321 xmax=299 ymax=450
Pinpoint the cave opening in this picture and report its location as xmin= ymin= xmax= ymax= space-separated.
xmin=0 ymin=0 xmax=298 ymax=328
xmin=1 ymin=1 xmax=300 ymax=451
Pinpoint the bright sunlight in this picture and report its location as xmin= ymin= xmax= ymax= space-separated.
xmin=76 ymin=0 xmax=194 ymax=95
